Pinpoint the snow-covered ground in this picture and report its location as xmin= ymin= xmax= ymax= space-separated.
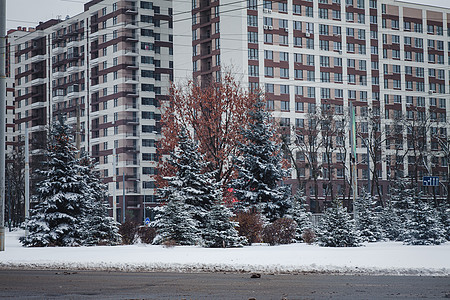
xmin=1 ymin=230 xmax=449 ymax=276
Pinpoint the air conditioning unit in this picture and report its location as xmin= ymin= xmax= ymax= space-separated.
xmin=333 ymin=34 xmax=340 ymax=37
xmin=264 ymin=25 xmax=268 ymax=30
xmin=284 ymin=28 xmax=289 ymax=32
xmin=263 ymin=8 xmax=272 ymax=13
xmin=305 ymin=32 xmax=310 ymax=37
xmin=268 ymin=25 xmax=273 ymax=30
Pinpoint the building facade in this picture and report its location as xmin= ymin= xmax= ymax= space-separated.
xmin=11 ymin=0 xmax=173 ymax=222
xmin=175 ymin=0 xmax=450 ymax=210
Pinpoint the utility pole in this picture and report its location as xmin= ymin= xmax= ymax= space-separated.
xmin=112 ymin=147 xmax=117 ymax=222
xmin=349 ymin=102 xmax=358 ymax=222
xmin=122 ymin=170 xmax=125 ymax=223
xmin=25 ymin=128 xmax=30 ymax=234
xmin=0 ymin=0 xmax=7 ymax=251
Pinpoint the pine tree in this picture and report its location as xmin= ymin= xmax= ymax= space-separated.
xmin=152 ymin=191 xmax=200 ymax=245
xmin=355 ymin=193 xmax=383 ymax=242
xmin=317 ymin=199 xmax=360 ymax=247
xmin=21 ymin=118 xmax=88 ymax=247
xmin=403 ymin=201 xmax=446 ymax=245
xmin=78 ymin=155 xmax=121 ymax=246
xmin=287 ymin=189 xmax=312 ymax=242
xmin=202 ymin=200 xmax=246 ymax=248
xmin=231 ymin=100 xmax=291 ymax=222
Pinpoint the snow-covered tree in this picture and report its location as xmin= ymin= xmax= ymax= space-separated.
xmin=355 ymin=193 xmax=383 ymax=242
xmin=21 ymin=118 xmax=88 ymax=247
xmin=78 ymin=155 xmax=121 ymax=246
xmin=287 ymin=189 xmax=312 ymax=242
xmin=403 ymin=201 xmax=446 ymax=245
xmin=203 ymin=200 xmax=246 ymax=248
xmin=317 ymin=199 xmax=360 ymax=247
xmin=152 ymin=191 xmax=200 ymax=245
xmin=231 ymin=100 xmax=291 ymax=222
xmin=160 ymin=128 xmax=218 ymax=228
xmin=436 ymin=204 xmax=450 ymax=241
xmin=378 ymin=206 xmax=402 ymax=241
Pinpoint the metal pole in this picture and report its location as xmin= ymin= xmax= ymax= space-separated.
xmin=112 ymin=147 xmax=116 ymax=222
xmin=122 ymin=170 xmax=125 ymax=223
xmin=0 ymin=0 xmax=7 ymax=251
xmin=367 ymin=139 xmax=370 ymax=194
xmin=25 ymin=127 xmax=30 ymax=233
xmin=349 ymin=102 xmax=358 ymax=220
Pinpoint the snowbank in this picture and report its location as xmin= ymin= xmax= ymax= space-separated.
xmin=1 ymin=230 xmax=449 ymax=276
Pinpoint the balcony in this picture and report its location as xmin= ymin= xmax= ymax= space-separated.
xmin=52 ymin=71 xmax=65 ymax=78
xmin=125 ymin=103 xmax=139 ymax=110
xmin=125 ymin=160 xmax=140 ymax=166
xmin=125 ymin=131 xmax=140 ymax=137
xmin=90 ymin=31 xmax=99 ymax=40
xmin=124 ymin=48 xmax=139 ymax=56
xmin=31 ymin=55 xmax=45 ymax=63
xmin=52 ymin=95 xmax=65 ymax=102
xmin=125 ymin=21 xmax=138 ymax=29
xmin=67 ymin=40 xmax=80 ymax=48
xmin=126 ymin=61 xmax=139 ymax=69
xmin=31 ymin=78 xmax=45 ymax=86
xmin=30 ymin=101 xmax=46 ymax=109
xmin=52 ymin=47 xmax=64 ymax=55
xmin=125 ymin=6 xmax=138 ymax=14
xmin=90 ymin=57 xmax=99 ymax=66
xmin=90 ymin=83 xmax=100 ymax=92
xmin=126 ymin=117 xmax=139 ymax=125
xmin=125 ymin=33 xmax=138 ymax=42
xmin=125 ymin=89 xmax=139 ymax=97
xmin=67 ymin=66 xmax=80 ymax=74
xmin=125 ymin=76 xmax=139 ymax=84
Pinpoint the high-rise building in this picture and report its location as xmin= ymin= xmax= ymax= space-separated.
xmin=11 ymin=0 xmax=173 ymax=222
xmin=174 ymin=0 xmax=450 ymax=210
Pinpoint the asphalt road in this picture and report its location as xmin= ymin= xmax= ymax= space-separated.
xmin=0 ymin=269 xmax=449 ymax=299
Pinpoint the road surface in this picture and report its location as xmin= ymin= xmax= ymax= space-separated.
xmin=0 ymin=269 xmax=449 ymax=299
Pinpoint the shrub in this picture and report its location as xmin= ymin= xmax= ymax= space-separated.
xmin=137 ymin=226 xmax=157 ymax=244
xmin=262 ymin=218 xmax=297 ymax=246
xmin=234 ymin=212 xmax=264 ymax=245
xmin=301 ymin=228 xmax=316 ymax=244
xmin=162 ymin=239 xmax=177 ymax=248
xmin=119 ymin=221 xmax=139 ymax=245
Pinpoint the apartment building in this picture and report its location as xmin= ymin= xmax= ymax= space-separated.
xmin=11 ymin=0 xmax=173 ymax=222
xmin=174 ymin=0 xmax=450 ymax=211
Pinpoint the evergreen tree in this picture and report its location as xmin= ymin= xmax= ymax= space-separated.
xmin=287 ymin=189 xmax=312 ymax=242
xmin=203 ymin=200 xmax=246 ymax=248
xmin=436 ymin=204 xmax=450 ymax=241
xmin=78 ymin=155 xmax=121 ymax=246
xmin=355 ymin=193 xmax=383 ymax=242
xmin=389 ymin=178 xmax=422 ymax=241
xmin=378 ymin=206 xmax=402 ymax=241
xmin=403 ymin=201 xmax=446 ymax=245
xmin=317 ymin=199 xmax=360 ymax=247
xmin=152 ymin=191 xmax=200 ymax=245
xmin=161 ymin=128 xmax=218 ymax=228
xmin=21 ymin=118 xmax=88 ymax=247
xmin=231 ymin=100 xmax=291 ymax=222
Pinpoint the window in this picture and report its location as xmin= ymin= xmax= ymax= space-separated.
xmin=295 ymin=102 xmax=304 ymax=111
xmin=293 ymin=4 xmax=301 ymax=14
xmin=264 ymin=67 xmax=273 ymax=77
xmin=248 ymin=65 xmax=259 ymax=77
xmin=248 ymin=48 xmax=258 ymax=60
xmin=280 ymin=85 xmax=289 ymax=94
xmin=264 ymin=33 xmax=273 ymax=43
xmin=319 ymin=8 xmax=328 ymax=19
xmin=264 ymin=50 xmax=273 ymax=60
xmin=293 ymin=21 xmax=302 ymax=30
xmin=280 ymin=68 xmax=289 ymax=78
xmin=247 ymin=15 xmax=258 ymax=27
xmin=248 ymin=31 xmax=258 ymax=43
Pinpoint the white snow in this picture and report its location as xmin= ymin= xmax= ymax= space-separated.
xmin=1 ymin=229 xmax=449 ymax=276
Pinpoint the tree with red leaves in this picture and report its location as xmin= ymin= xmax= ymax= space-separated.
xmin=158 ymin=74 xmax=258 ymax=187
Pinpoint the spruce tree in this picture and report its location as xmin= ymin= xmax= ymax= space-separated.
xmin=161 ymin=128 xmax=217 ymax=228
xmin=21 ymin=118 xmax=88 ymax=247
xmin=403 ymin=201 xmax=446 ymax=245
xmin=378 ymin=206 xmax=402 ymax=241
xmin=203 ymin=200 xmax=246 ymax=248
xmin=152 ymin=190 xmax=200 ymax=245
xmin=317 ymin=199 xmax=360 ymax=247
xmin=287 ymin=189 xmax=313 ymax=242
xmin=78 ymin=155 xmax=121 ymax=246
xmin=355 ymin=193 xmax=383 ymax=242
xmin=231 ymin=100 xmax=291 ymax=222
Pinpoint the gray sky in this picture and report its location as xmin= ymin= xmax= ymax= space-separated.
xmin=6 ymin=0 xmax=450 ymax=31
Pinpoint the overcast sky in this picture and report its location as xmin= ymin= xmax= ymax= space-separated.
xmin=6 ymin=0 xmax=450 ymax=30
